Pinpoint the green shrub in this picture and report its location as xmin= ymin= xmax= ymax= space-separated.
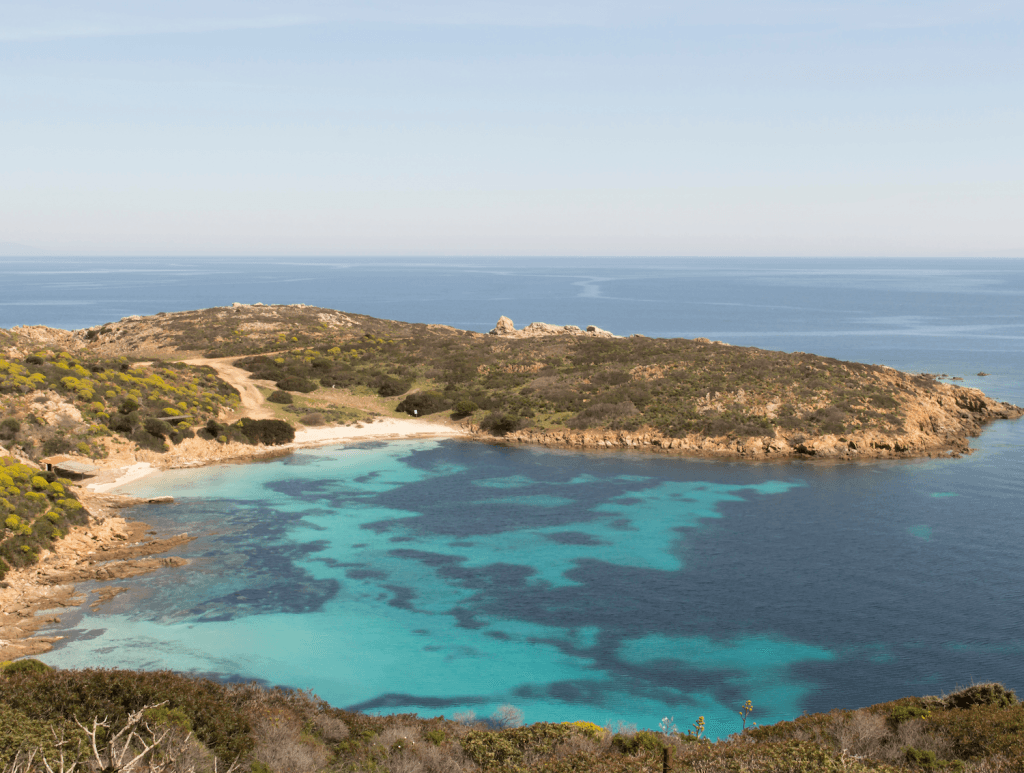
xmin=276 ymin=376 xmax=317 ymax=393
xmin=41 ymin=435 xmax=74 ymax=456
xmin=462 ymin=723 xmax=572 ymax=770
xmin=396 ymin=391 xmax=451 ymax=416
xmin=928 ymin=703 xmax=1024 ymax=760
xmin=267 ymin=390 xmax=293 ymax=404
xmin=0 ymin=668 xmax=253 ymax=762
xmin=943 ymin=683 xmax=1017 ymax=710
xmin=453 ymin=400 xmax=478 ymax=416
xmin=612 ymin=730 xmax=665 ymax=756
xmin=232 ymin=419 xmax=295 ymax=446
xmin=119 ymin=398 xmax=140 ymax=414
xmin=904 ymin=746 xmax=943 ymax=769
xmin=423 ymin=728 xmax=447 ymax=745
xmin=0 ymin=703 xmax=82 ymax=770
xmin=144 ymin=417 xmax=172 ymax=437
xmin=0 ymin=659 xmax=51 ymax=676
xmin=565 ymin=400 xmax=640 ymax=430
xmin=480 ymin=411 xmax=530 ymax=435
xmin=109 ymin=411 xmax=139 ymax=432
xmin=0 ymin=419 xmax=19 ymax=439
xmin=892 ymin=705 xmax=931 ymax=724
xmin=130 ymin=427 xmax=167 ymax=453
xmin=374 ymin=375 xmax=412 ymax=398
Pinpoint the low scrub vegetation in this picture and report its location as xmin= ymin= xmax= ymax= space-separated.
xmin=0 ymin=350 xmax=239 ymax=460
xmin=0 ymin=455 xmax=88 ymax=580
xmin=0 ymin=668 xmax=1019 ymax=773
xmin=7 ymin=305 xmax=1008 ymax=452
xmin=199 ymin=419 xmax=295 ymax=446
xmin=232 ymin=325 xmax=918 ymax=441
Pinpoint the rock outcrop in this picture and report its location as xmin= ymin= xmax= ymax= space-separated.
xmin=488 ymin=317 xmax=618 ymax=338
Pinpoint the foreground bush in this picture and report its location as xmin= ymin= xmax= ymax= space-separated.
xmin=0 ymin=670 xmax=1021 ymax=773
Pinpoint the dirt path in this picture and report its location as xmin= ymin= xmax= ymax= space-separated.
xmin=182 ymin=356 xmax=275 ymax=420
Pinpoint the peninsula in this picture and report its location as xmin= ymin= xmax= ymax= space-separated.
xmin=2 ymin=304 xmax=1020 ymax=471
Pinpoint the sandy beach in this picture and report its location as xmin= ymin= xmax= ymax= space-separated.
xmin=85 ymin=416 xmax=467 ymax=493
xmin=0 ymin=416 xmax=467 ymax=660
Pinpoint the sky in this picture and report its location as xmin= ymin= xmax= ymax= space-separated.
xmin=1 ymin=1 xmax=1022 ymax=257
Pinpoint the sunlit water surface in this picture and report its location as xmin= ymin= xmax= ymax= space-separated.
xmin=16 ymin=257 xmax=1023 ymax=734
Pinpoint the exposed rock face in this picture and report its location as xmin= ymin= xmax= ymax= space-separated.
xmin=491 ymin=316 xmax=517 ymax=335
xmin=488 ymin=317 xmax=618 ymax=338
xmin=33 ymin=391 xmax=85 ymax=427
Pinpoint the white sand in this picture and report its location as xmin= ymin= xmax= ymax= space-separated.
xmin=292 ymin=417 xmax=466 ymax=446
xmin=87 ymin=462 xmax=157 ymax=493
xmin=86 ymin=418 xmax=468 ymax=493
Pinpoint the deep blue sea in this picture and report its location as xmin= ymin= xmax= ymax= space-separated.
xmin=4 ymin=257 xmax=1023 ymax=737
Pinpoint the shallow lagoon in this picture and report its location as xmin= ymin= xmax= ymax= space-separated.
xmin=40 ymin=433 xmax=1024 ymax=737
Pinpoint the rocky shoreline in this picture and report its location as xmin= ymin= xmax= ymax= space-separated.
xmin=479 ymin=380 xmax=1023 ymax=461
xmin=0 ymin=372 xmax=1018 ymax=662
xmin=0 ymin=490 xmax=193 ymax=661
xmin=0 ymin=419 xmax=469 ymax=661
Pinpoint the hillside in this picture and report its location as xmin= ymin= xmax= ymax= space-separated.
xmin=3 ymin=304 xmax=1021 ymax=463
xmin=0 ymin=664 xmax=1020 ymax=773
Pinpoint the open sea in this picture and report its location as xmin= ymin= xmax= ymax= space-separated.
xmin=3 ymin=257 xmax=1023 ymax=737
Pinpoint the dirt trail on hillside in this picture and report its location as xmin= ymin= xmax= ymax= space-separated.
xmin=183 ymin=357 xmax=275 ymax=420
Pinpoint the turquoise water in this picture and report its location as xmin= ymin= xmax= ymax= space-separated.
xmin=41 ymin=442 xmax=829 ymax=737
xmin=14 ymin=257 xmax=1024 ymax=733
xmin=41 ymin=432 xmax=1024 ymax=737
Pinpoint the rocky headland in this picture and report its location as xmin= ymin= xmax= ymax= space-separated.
xmin=2 ymin=305 xmax=1021 ymax=469
xmin=485 ymin=368 xmax=1021 ymax=460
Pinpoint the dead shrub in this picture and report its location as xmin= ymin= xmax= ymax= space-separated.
xmin=393 ymin=740 xmax=475 ymax=773
xmin=963 ymin=755 xmax=1018 ymax=772
xmin=385 ymin=751 xmax=427 ymax=773
xmin=489 ymin=705 xmax=524 ymax=729
xmin=311 ymin=711 xmax=349 ymax=742
xmin=829 ymin=709 xmax=887 ymax=758
xmin=251 ymin=710 xmax=329 ymax=773
xmin=378 ymin=723 xmax=421 ymax=749
xmin=894 ymin=718 xmax=951 ymax=760
xmin=553 ymin=732 xmax=605 ymax=759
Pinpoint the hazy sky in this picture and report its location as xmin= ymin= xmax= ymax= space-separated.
xmin=2 ymin=1 xmax=1022 ymax=257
